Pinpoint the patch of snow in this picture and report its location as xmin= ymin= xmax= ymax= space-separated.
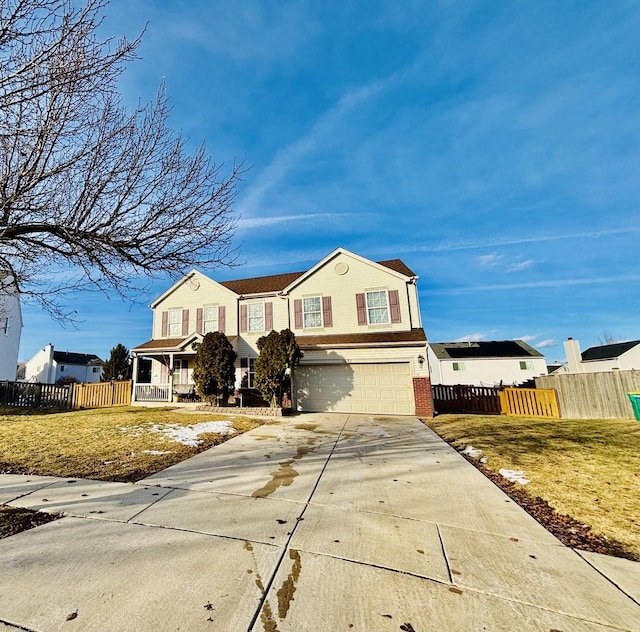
xmin=462 ymin=445 xmax=483 ymax=459
xmin=499 ymin=469 xmax=530 ymax=485
xmin=370 ymin=426 xmax=390 ymax=438
xmin=142 ymin=450 xmax=172 ymax=456
xmin=149 ymin=420 xmax=236 ymax=447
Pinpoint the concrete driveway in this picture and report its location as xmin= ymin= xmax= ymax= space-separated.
xmin=0 ymin=413 xmax=638 ymax=631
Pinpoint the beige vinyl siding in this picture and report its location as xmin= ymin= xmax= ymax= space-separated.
xmin=288 ymin=252 xmax=411 ymax=336
xmin=152 ymin=272 xmax=238 ymax=339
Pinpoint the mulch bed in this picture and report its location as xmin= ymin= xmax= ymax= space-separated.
xmin=0 ymin=505 xmax=61 ymax=539
xmin=458 ymin=451 xmax=638 ymax=561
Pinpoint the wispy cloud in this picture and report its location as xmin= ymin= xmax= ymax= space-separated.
xmin=508 ymin=259 xmax=535 ymax=272
xmin=238 ymin=75 xmax=398 ymax=217
xmin=454 ymin=333 xmax=486 ymax=342
xmin=380 ymin=227 xmax=640 ymax=257
xmin=519 ymin=334 xmax=539 ymax=343
xmin=536 ymin=339 xmax=557 ymax=348
xmin=425 ymin=274 xmax=640 ymax=295
xmin=237 ymin=213 xmax=348 ymax=230
xmin=477 ymin=253 xmax=502 ymax=267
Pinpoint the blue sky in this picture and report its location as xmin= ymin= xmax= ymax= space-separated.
xmin=18 ymin=0 xmax=640 ymax=364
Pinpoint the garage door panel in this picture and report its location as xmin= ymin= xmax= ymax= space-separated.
xmin=296 ymin=363 xmax=414 ymax=415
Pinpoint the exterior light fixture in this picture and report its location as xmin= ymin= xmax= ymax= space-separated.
xmin=418 ymin=354 xmax=425 ymax=366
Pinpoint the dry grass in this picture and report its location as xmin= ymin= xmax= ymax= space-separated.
xmin=0 ymin=406 xmax=267 ymax=483
xmin=425 ymin=414 xmax=640 ymax=559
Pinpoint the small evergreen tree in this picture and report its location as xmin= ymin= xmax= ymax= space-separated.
xmin=101 ymin=344 xmax=132 ymax=381
xmin=192 ymin=332 xmax=236 ymax=404
xmin=255 ymin=329 xmax=302 ymax=408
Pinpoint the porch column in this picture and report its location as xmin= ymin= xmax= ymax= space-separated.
xmin=168 ymin=352 xmax=175 ymax=402
xmin=131 ymin=355 xmax=139 ymax=403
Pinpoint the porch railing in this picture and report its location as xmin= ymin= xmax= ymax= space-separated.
xmin=135 ymin=383 xmax=171 ymax=402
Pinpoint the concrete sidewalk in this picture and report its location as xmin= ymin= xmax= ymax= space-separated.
xmin=0 ymin=414 xmax=638 ymax=631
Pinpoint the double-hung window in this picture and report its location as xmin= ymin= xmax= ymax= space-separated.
xmin=203 ymin=306 xmax=218 ymax=333
xmin=167 ymin=309 xmax=182 ymax=336
xmin=519 ymin=361 xmax=533 ymax=370
xmin=303 ymin=297 xmax=322 ymax=328
xmin=240 ymin=357 xmax=256 ymax=387
xmin=453 ymin=362 xmax=465 ymax=371
xmin=366 ymin=290 xmax=389 ymax=324
xmin=248 ymin=303 xmax=265 ymax=332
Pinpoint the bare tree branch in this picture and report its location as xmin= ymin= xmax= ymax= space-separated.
xmin=0 ymin=0 xmax=242 ymax=319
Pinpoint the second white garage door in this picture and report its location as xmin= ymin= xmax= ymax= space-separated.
xmin=295 ymin=362 xmax=414 ymax=415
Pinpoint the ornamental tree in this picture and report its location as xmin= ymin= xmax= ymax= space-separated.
xmin=101 ymin=343 xmax=132 ymax=381
xmin=0 ymin=0 xmax=240 ymax=320
xmin=192 ymin=332 xmax=236 ymax=405
xmin=255 ymin=329 xmax=302 ymax=408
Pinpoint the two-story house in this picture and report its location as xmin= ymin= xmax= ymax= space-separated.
xmin=24 ymin=344 xmax=103 ymax=383
xmin=0 ymin=275 xmax=22 ymax=381
xmin=131 ymin=248 xmax=432 ymax=416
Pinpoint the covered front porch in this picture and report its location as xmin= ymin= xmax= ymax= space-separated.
xmin=131 ymin=335 xmax=204 ymax=403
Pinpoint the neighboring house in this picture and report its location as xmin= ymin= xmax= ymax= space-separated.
xmin=24 ymin=343 xmax=103 ymax=383
xmin=132 ymin=248 xmax=432 ymax=415
xmin=427 ymin=340 xmax=547 ymax=387
xmin=560 ymin=338 xmax=640 ymax=373
xmin=0 ymin=276 xmax=23 ymax=381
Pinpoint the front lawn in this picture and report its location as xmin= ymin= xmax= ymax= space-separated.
xmin=0 ymin=406 xmax=268 ymax=538
xmin=425 ymin=414 xmax=640 ymax=560
xmin=0 ymin=406 xmax=267 ymax=482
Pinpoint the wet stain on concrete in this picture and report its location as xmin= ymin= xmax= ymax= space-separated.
xmin=251 ymin=443 xmax=317 ymax=498
xmin=276 ymin=549 xmax=302 ymax=620
xmin=294 ymin=423 xmax=319 ymax=431
xmin=449 ymin=587 xmax=463 ymax=595
xmin=260 ymin=601 xmax=279 ymax=632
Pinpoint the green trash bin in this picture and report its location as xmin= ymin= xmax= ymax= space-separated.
xmin=628 ymin=392 xmax=640 ymax=421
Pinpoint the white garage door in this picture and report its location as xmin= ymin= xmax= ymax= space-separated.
xmin=295 ymin=363 xmax=414 ymax=415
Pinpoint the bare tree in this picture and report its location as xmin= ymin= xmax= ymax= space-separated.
xmin=0 ymin=0 xmax=241 ymax=319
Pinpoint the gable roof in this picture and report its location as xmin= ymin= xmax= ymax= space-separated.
xmin=429 ymin=340 xmax=543 ymax=360
xmin=581 ymin=340 xmax=640 ymax=362
xmin=53 ymin=351 xmax=102 ymax=366
xmin=218 ymin=254 xmax=416 ymax=297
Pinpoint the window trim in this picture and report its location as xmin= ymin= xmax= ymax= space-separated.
xmin=202 ymin=305 xmax=219 ymax=334
xmin=302 ymin=296 xmax=323 ymax=329
xmin=240 ymin=357 xmax=256 ymax=388
xmin=167 ymin=308 xmax=182 ymax=337
xmin=365 ymin=289 xmax=390 ymax=325
xmin=247 ymin=302 xmax=265 ymax=332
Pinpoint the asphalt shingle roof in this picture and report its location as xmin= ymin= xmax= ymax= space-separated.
xmin=219 ymin=259 xmax=415 ymax=296
xmin=581 ymin=340 xmax=640 ymax=361
xmin=296 ymin=328 xmax=427 ymax=348
xmin=53 ymin=351 xmax=102 ymax=365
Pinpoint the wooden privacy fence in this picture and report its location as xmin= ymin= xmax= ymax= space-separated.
xmin=500 ymin=387 xmax=560 ymax=419
xmin=537 ymin=370 xmax=640 ymax=419
xmin=432 ymin=384 xmax=560 ymax=418
xmin=71 ymin=381 xmax=132 ymax=409
xmin=0 ymin=380 xmax=132 ymax=410
xmin=432 ymin=384 xmax=502 ymax=414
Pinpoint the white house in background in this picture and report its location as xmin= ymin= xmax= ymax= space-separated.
xmin=560 ymin=338 xmax=640 ymax=373
xmin=427 ymin=340 xmax=547 ymax=386
xmin=24 ymin=344 xmax=103 ymax=383
xmin=0 ymin=278 xmax=22 ymax=380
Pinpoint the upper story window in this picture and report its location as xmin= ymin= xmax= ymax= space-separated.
xmin=366 ymin=290 xmax=390 ymax=324
xmin=203 ymin=306 xmax=218 ymax=334
xmin=357 ymin=290 xmax=401 ymax=326
xmin=303 ymin=297 xmax=322 ymax=328
xmin=1 ymin=317 xmax=8 ymax=335
xmin=167 ymin=309 xmax=182 ymax=337
xmin=248 ymin=303 xmax=265 ymax=332
xmin=453 ymin=362 xmax=465 ymax=371
xmin=519 ymin=361 xmax=533 ymax=370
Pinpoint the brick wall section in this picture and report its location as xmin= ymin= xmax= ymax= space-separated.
xmin=413 ymin=377 xmax=434 ymax=418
